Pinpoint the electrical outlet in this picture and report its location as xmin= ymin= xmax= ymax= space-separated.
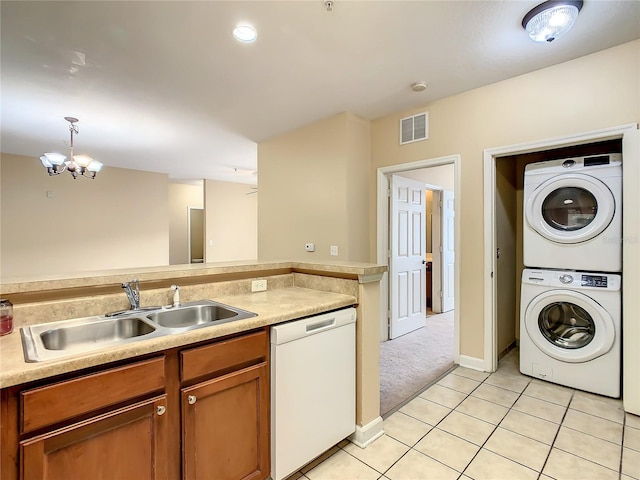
xmin=251 ymin=279 xmax=267 ymax=292
xmin=330 ymin=245 xmax=339 ymax=256
xmin=305 ymin=243 xmax=315 ymax=252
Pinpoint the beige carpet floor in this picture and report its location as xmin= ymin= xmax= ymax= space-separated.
xmin=379 ymin=310 xmax=455 ymax=416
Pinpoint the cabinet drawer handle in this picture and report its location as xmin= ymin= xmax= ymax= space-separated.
xmin=188 ymin=395 xmax=197 ymax=405
xmin=157 ymin=405 xmax=166 ymax=416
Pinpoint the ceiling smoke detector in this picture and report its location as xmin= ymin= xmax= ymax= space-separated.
xmin=411 ymin=81 xmax=427 ymax=92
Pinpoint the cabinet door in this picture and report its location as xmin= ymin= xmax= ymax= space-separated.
xmin=182 ymin=363 xmax=269 ymax=480
xmin=20 ymin=395 xmax=169 ymax=480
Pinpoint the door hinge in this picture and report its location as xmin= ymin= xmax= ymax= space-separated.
xmin=387 ymin=189 xmax=392 ymax=198
xmin=439 ymin=290 xmax=443 ymax=297
xmin=387 ymin=310 xmax=391 ymax=319
xmin=440 ymin=245 xmax=443 ymax=252
xmin=387 ymin=250 xmax=392 ymax=259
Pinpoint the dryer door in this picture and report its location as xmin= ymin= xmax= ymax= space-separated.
xmin=525 ymin=173 xmax=615 ymax=244
xmin=524 ymin=290 xmax=615 ymax=363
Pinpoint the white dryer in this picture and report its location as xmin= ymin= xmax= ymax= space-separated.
xmin=523 ymin=153 xmax=622 ymax=272
xmin=520 ymin=268 xmax=621 ymax=397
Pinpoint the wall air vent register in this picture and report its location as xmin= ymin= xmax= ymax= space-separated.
xmin=400 ymin=112 xmax=429 ymax=145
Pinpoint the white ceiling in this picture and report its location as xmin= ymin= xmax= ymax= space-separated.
xmin=2 ymin=1 xmax=639 ymax=185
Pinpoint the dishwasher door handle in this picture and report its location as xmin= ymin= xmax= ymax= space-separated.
xmin=305 ymin=318 xmax=335 ymax=333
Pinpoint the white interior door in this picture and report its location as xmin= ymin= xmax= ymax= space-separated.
xmin=389 ymin=175 xmax=426 ymax=339
xmin=441 ymin=190 xmax=455 ymax=312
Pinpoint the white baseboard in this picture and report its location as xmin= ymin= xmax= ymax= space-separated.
xmin=349 ymin=416 xmax=384 ymax=448
xmin=458 ymin=355 xmax=487 ymax=372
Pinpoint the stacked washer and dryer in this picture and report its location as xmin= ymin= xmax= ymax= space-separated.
xmin=520 ymin=153 xmax=622 ymax=397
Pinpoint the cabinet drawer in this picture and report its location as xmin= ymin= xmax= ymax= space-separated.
xmin=181 ymin=330 xmax=268 ymax=382
xmin=21 ymin=356 xmax=165 ymax=434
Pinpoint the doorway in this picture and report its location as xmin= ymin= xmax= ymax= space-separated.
xmin=483 ymin=124 xmax=639 ymax=381
xmin=377 ymin=155 xmax=460 ymax=415
xmin=188 ymin=207 xmax=204 ymax=264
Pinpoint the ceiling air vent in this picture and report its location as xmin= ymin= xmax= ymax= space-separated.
xmin=400 ymin=112 xmax=429 ymax=145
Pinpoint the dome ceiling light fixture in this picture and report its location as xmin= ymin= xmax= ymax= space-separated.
xmin=40 ymin=117 xmax=103 ymax=179
xmin=522 ymin=0 xmax=583 ymax=43
xmin=233 ymin=24 xmax=257 ymax=43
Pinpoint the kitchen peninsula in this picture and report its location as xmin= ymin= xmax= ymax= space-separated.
xmin=0 ymin=260 xmax=386 ymax=479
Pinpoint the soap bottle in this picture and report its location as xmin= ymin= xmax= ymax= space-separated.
xmin=0 ymin=299 xmax=13 ymax=336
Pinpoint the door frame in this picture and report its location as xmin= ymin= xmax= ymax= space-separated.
xmin=187 ymin=206 xmax=204 ymax=264
xmin=483 ymin=123 xmax=639 ymax=374
xmin=376 ymin=154 xmax=461 ymax=363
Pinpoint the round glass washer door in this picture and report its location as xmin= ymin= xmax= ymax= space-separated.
xmin=526 ymin=173 xmax=615 ymax=244
xmin=524 ymin=290 xmax=615 ymax=363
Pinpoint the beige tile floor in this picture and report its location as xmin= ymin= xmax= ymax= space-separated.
xmin=285 ymin=349 xmax=640 ymax=480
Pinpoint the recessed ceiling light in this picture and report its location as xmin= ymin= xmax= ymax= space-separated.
xmin=233 ymin=24 xmax=257 ymax=43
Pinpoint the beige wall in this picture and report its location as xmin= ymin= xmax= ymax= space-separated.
xmin=204 ymin=180 xmax=257 ymax=262
xmin=371 ymin=40 xmax=640 ymax=359
xmin=396 ymin=163 xmax=455 ymax=191
xmin=169 ymin=182 xmax=203 ymax=265
xmin=258 ymin=112 xmax=371 ymax=262
xmin=0 ymin=153 xmax=169 ymax=278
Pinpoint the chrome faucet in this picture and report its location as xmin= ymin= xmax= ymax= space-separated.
xmin=170 ymin=284 xmax=181 ymax=308
xmin=121 ymin=279 xmax=140 ymax=310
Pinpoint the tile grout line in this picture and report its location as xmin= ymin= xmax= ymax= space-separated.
xmin=457 ymin=372 xmax=539 ymax=479
xmin=536 ymin=388 xmax=575 ymax=478
xmin=377 ymin=374 xmax=486 ymax=478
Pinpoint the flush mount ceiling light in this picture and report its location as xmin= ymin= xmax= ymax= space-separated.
xmin=40 ymin=117 xmax=103 ymax=179
xmin=233 ymin=24 xmax=257 ymax=43
xmin=522 ymin=0 xmax=583 ymax=43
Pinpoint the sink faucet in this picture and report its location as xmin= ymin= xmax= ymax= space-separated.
xmin=122 ymin=279 xmax=140 ymax=310
xmin=170 ymin=284 xmax=180 ymax=307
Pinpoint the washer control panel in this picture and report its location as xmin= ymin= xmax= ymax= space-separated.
xmin=522 ymin=269 xmax=621 ymax=291
xmin=559 ymin=274 xmax=574 ymax=284
xmin=581 ymin=274 xmax=608 ymax=288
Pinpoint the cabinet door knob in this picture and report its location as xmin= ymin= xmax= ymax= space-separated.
xmin=188 ymin=395 xmax=197 ymax=405
xmin=157 ymin=405 xmax=166 ymax=416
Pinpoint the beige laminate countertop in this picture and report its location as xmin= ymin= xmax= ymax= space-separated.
xmin=0 ymin=287 xmax=357 ymax=389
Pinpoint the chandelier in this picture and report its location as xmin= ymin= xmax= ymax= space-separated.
xmin=40 ymin=117 xmax=103 ymax=179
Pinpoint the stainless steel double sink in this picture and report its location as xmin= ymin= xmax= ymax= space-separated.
xmin=20 ymin=300 xmax=257 ymax=362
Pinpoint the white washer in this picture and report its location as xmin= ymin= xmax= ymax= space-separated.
xmin=520 ymin=268 xmax=621 ymax=397
xmin=523 ymin=153 xmax=622 ymax=272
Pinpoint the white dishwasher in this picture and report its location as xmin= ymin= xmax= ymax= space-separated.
xmin=270 ymin=307 xmax=356 ymax=480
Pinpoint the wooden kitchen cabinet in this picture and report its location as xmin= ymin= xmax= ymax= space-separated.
xmin=12 ymin=356 xmax=168 ymax=480
xmin=180 ymin=330 xmax=270 ymax=480
xmin=20 ymin=395 xmax=169 ymax=480
xmin=0 ymin=328 xmax=270 ymax=480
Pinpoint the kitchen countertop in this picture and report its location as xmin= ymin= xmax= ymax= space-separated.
xmin=0 ymin=286 xmax=357 ymax=389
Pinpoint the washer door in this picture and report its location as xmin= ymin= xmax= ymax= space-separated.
xmin=526 ymin=173 xmax=615 ymax=244
xmin=524 ymin=290 xmax=615 ymax=363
